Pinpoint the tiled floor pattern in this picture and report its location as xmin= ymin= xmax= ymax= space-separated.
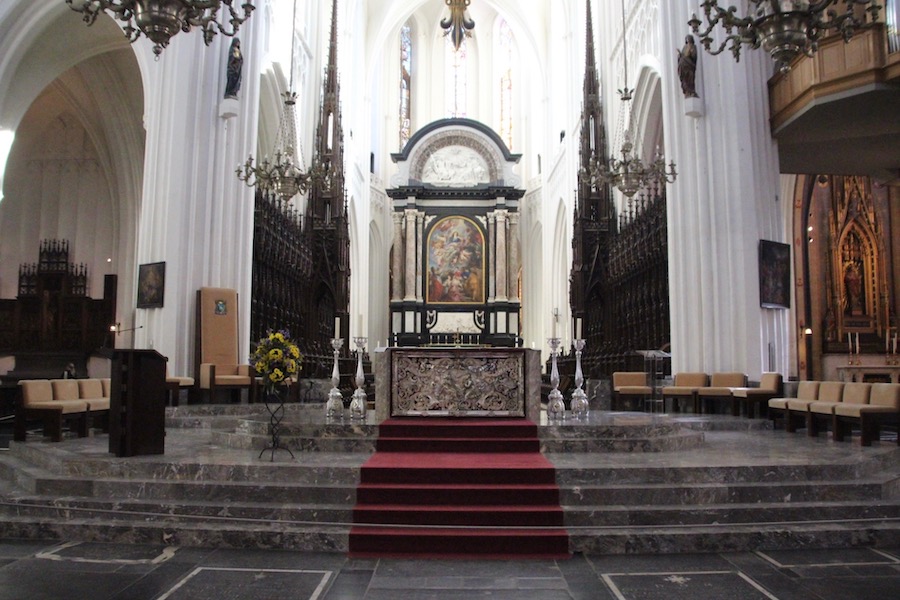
xmin=0 ymin=540 xmax=898 ymax=599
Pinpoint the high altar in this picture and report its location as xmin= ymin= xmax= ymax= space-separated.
xmin=373 ymin=347 xmax=542 ymax=422
xmin=386 ymin=119 xmax=524 ymax=348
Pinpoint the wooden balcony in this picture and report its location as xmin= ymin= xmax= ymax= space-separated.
xmin=768 ymin=23 xmax=900 ymax=181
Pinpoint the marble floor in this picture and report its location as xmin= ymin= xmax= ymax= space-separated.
xmin=0 ymin=538 xmax=898 ymax=599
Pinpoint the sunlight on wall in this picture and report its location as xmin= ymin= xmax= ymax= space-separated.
xmin=0 ymin=129 xmax=14 ymax=203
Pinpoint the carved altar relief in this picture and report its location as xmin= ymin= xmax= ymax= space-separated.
xmin=391 ymin=349 xmax=525 ymax=416
xmin=421 ymin=146 xmax=490 ymax=186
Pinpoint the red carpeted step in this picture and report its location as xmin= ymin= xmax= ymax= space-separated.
xmin=376 ymin=436 xmax=540 ymax=453
xmin=350 ymin=417 xmax=569 ymax=558
xmin=355 ymin=482 xmax=561 ymax=506
xmin=349 ymin=526 xmax=570 ymax=559
xmin=378 ymin=418 xmax=538 ymax=440
xmin=353 ymin=504 xmax=565 ymax=527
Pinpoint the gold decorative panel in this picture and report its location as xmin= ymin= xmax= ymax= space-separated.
xmin=390 ymin=349 xmax=525 ymax=417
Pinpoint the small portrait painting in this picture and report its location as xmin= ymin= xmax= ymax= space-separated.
xmin=136 ymin=262 xmax=165 ymax=309
xmin=426 ymin=216 xmax=485 ymax=305
xmin=215 ymin=299 xmax=228 ymax=315
xmin=759 ymin=240 xmax=791 ymax=309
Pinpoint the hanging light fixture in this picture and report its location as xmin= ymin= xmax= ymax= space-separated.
xmin=236 ymin=0 xmax=324 ymax=201
xmin=441 ymin=0 xmax=475 ymax=51
xmin=586 ymin=0 xmax=677 ymax=198
xmin=688 ymin=1 xmax=881 ymax=74
xmin=65 ymin=1 xmax=255 ymax=58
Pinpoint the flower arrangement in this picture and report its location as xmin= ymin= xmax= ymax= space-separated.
xmin=250 ymin=330 xmax=302 ymax=393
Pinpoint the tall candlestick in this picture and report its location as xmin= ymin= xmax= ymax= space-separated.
xmin=576 ymin=318 xmax=583 ymax=340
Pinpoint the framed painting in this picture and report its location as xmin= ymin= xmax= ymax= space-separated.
xmin=136 ymin=262 xmax=165 ymax=309
xmin=426 ymin=216 xmax=485 ymax=305
xmin=758 ymin=240 xmax=790 ymax=309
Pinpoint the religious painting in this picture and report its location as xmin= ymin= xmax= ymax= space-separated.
xmin=758 ymin=240 xmax=790 ymax=309
xmin=427 ymin=216 xmax=485 ymax=304
xmin=136 ymin=262 xmax=165 ymax=309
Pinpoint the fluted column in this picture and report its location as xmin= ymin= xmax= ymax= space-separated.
xmin=415 ymin=212 xmax=424 ymax=302
xmin=487 ymin=213 xmax=497 ymax=303
xmin=509 ymin=212 xmax=520 ymax=302
xmin=495 ymin=209 xmax=508 ymax=302
xmin=404 ymin=209 xmax=417 ymax=302
xmin=391 ymin=211 xmax=403 ymax=301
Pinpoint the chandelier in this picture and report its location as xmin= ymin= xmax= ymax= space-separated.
xmin=441 ymin=0 xmax=475 ymax=51
xmin=688 ymin=1 xmax=881 ymax=73
xmin=236 ymin=0 xmax=329 ymax=202
xmin=65 ymin=1 xmax=255 ymax=57
xmin=585 ymin=0 xmax=676 ymax=198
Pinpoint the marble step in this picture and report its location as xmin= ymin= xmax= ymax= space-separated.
xmin=568 ymin=519 xmax=900 ymax=554
xmin=557 ymin=479 xmax=892 ymax=505
xmin=25 ymin=476 xmax=359 ymax=504
xmin=562 ymin=500 xmax=900 ymax=526
xmin=0 ymin=514 xmax=350 ymax=553
xmin=539 ymin=431 xmax=704 ymax=452
xmin=0 ymin=496 xmax=352 ymax=525
xmin=211 ymin=430 xmax=377 ymax=453
xmin=552 ymin=461 xmax=893 ymax=485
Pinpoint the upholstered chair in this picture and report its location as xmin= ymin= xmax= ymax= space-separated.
xmin=15 ymin=379 xmax=89 ymax=442
xmin=696 ymin=372 xmax=747 ymax=415
xmin=661 ymin=372 xmax=709 ymax=413
xmin=195 ymin=287 xmax=254 ymax=404
xmin=732 ymin=372 xmax=783 ymax=419
xmin=786 ymin=381 xmax=843 ymax=433
xmin=807 ymin=382 xmax=870 ymax=437
xmin=769 ymin=380 xmax=819 ymax=429
xmin=611 ymin=372 xmax=653 ymax=411
xmin=834 ymin=382 xmax=900 ymax=446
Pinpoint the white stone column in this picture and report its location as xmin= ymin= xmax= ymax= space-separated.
xmin=391 ymin=211 xmax=403 ymax=301
xmin=508 ymin=212 xmax=520 ymax=302
xmin=415 ymin=212 xmax=424 ymax=302
xmin=132 ymin=17 xmax=262 ymax=378
xmin=495 ymin=209 xmax=508 ymax=302
xmin=404 ymin=209 xmax=417 ymax=302
xmin=487 ymin=212 xmax=497 ymax=303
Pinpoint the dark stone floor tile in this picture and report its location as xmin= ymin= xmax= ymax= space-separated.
xmin=361 ymin=590 xmax=573 ymax=600
xmin=322 ymin=570 xmax=374 ymax=599
xmin=586 ymin=552 xmax=736 ymax=574
xmin=0 ymin=569 xmax=138 ymax=600
xmin=602 ymin=571 xmax=774 ymax=600
xmin=756 ymin=547 xmax=894 ymax=568
xmin=0 ymin=539 xmax=59 ymax=559
xmin=556 ymin=554 xmax=617 ymax=600
xmin=156 ymin=568 xmax=332 ymax=600
xmin=371 ymin=558 xmax=564 ymax=580
xmin=202 ymin=548 xmax=347 ymax=571
xmin=801 ymin=576 xmax=900 ymax=600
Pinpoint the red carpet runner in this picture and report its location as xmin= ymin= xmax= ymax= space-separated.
xmin=349 ymin=418 xmax=570 ymax=559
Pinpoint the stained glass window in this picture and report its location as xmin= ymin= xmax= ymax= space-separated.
xmin=446 ymin=36 xmax=467 ymax=118
xmin=399 ymin=23 xmax=412 ymax=149
xmin=498 ymin=19 xmax=514 ymax=149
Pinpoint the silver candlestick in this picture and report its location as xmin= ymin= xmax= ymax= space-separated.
xmin=326 ymin=337 xmax=344 ymax=420
xmin=571 ymin=339 xmax=588 ymax=419
xmin=349 ymin=337 xmax=368 ymax=420
xmin=546 ymin=337 xmax=566 ymax=421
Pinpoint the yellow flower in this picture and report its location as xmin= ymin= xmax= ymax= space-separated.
xmin=290 ymin=346 xmax=300 ymax=359
xmin=268 ymin=348 xmax=283 ymax=361
xmin=274 ymin=332 xmax=285 ymax=342
xmin=269 ymin=368 xmax=284 ymax=383
xmin=255 ymin=361 xmax=266 ymax=373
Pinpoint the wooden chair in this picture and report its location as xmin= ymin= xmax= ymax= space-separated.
xmin=696 ymin=372 xmax=747 ymax=415
xmin=195 ymin=287 xmax=254 ymax=404
xmin=166 ymin=367 xmax=195 ymax=407
xmin=732 ymin=373 xmax=782 ymax=419
xmin=611 ymin=372 xmax=652 ymax=411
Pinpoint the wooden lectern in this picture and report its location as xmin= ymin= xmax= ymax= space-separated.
xmin=109 ymin=349 xmax=166 ymax=457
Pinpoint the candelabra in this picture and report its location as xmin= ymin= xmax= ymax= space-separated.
xmin=546 ymin=337 xmax=566 ymax=421
xmin=570 ymin=339 xmax=589 ymax=419
xmin=326 ymin=338 xmax=343 ymax=420
xmin=349 ymin=337 xmax=368 ymax=420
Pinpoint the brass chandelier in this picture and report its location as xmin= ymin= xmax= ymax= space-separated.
xmin=236 ymin=0 xmax=328 ymax=202
xmin=688 ymin=0 xmax=881 ymax=73
xmin=65 ymin=1 xmax=255 ymax=57
xmin=585 ymin=0 xmax=676 ymax=198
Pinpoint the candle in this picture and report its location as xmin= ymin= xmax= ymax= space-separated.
xmin=848 ymin=332 xmax=852 ymax=354
xmin=552 ymin=310 xmax=557 ymax=339
xmin=334 ymin=316 xmax=340 ymax=338
xmin=893 ymin=333 xmax=897 ymax=355
xmin=576 ymin=318 xmax=583 ymax=340
xmin=856 ymin=332 xmax=860 ymax=355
